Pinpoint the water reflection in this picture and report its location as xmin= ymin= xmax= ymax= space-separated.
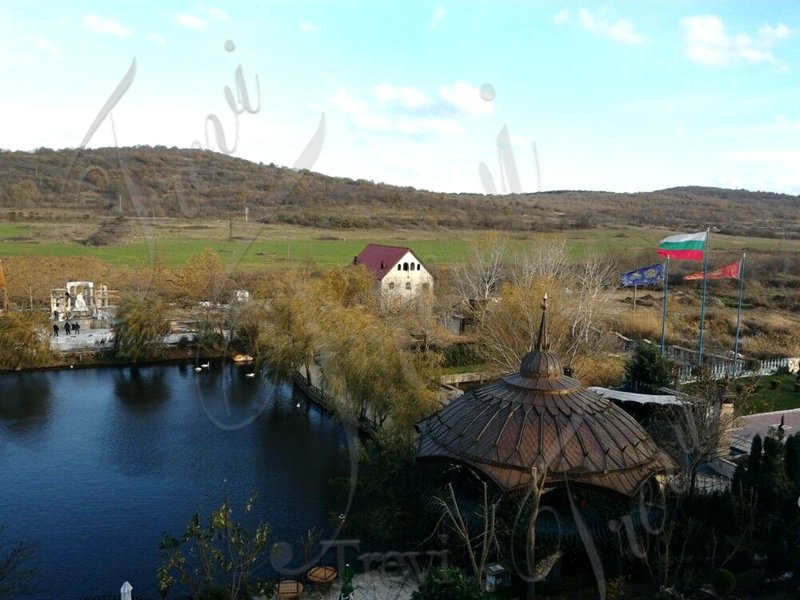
xmin=195 ymin=364 xmax=278 ymax=430
xmin=0 ymin=374 xmax=51 ymax=434
xmin=113 ymin=366 xmax=169 ymax=409
xmin=0 ymin=363 xmax=350 ymax=600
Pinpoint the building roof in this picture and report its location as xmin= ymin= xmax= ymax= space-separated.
xmin=588 ymin=387 xmax=684 ymax=406
xmin=416 ymin=296 xmax=676 ymax=497
xmin=354 ymin=244 xmax=417 ymax=281
xmin=729 ymin=407 xmax=800 ymax=455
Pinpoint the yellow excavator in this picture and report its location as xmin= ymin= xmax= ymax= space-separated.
xmin=0 ymin=260 xmax=8 ymax=316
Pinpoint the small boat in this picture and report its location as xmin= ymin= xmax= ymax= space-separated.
xmin=232 ymin=354 xmax=254 ymax=364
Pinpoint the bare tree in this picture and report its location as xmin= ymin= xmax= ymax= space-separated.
xmin=561 ymin=252 xmax=617 ymax=366
xmin=478 ymin=253 xmax=617 ymax=378
xmin=432 ymin=479 xmax=499 ymax=583
xmin=661 ymin=371 xmax=744 ymax=497
xmin=0 ymin=524 xmax=36 ymax=599
xmin=710 ymin=485 xmax=757 ymax=572
xmin=453 ymin=232 xmax=508 ymax=321
xmin=518 ymin=464 xmax=563 ymax=600
xmin=510 ymin=235 xmax=568 ymax=289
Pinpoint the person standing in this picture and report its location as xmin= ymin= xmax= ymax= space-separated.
xmin=64 ymin=322 xmax=71 ymax=335
xmin=53 ymin=323 xmax=59 ymax=337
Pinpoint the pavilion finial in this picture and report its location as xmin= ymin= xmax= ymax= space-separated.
xmin=536 ymin=294 xmax=550 ymax=351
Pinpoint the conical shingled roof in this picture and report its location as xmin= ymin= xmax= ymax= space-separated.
xmin=416 ymin=296 xmax=674 ymax=496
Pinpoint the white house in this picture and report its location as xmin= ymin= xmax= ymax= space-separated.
xmin=353 ymin=244 xmax=434 ymax=306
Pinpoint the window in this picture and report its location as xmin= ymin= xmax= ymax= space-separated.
xmin=417 ymin=264 xmax=421 ymax=271
xmin=397 ymin=264 xmax=401 ymax=271
xmin=403 ymin=262 xmax=409 ymax=271
xmin=405 ymin=282 xmax=412 ymax=290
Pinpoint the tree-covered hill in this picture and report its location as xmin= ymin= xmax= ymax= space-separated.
xmin=1 ymin=146 xmax=798 ymax=237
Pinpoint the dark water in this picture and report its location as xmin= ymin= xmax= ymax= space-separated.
xmin=0 ymin=363 xmax=354 ymax=600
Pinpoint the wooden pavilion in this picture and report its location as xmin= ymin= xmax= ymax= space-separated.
xmin=416 ymin=297 xmax=675 ymax=497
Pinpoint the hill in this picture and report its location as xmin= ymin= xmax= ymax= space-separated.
xmin=1 ymin=147 xmax=798 ymax=237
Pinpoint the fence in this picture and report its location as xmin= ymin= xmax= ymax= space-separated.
xmin=291 ymin=371 xmax=378 ymax=435
xmin=672 ymin=355 xmax=798 ymax=384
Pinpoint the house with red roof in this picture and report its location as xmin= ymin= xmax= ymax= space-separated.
xmin=353 ymin=244 xmax=434 ymax=306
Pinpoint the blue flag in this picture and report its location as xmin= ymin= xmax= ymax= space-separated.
xmin=621 ymin=263 xmax=665 ymax=287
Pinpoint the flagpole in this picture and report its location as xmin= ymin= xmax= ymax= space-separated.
xmin=733 ymin=253 xmax=746 ymax=375
xmin=660 ymin=257 xmax=669 ymax=355
xmin=697 ymin=228 xmax=710 ymax=367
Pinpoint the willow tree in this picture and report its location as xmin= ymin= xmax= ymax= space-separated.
xmin=180 ymin=248 xmax=227 ymax=303
xmin=258 ymin=291 xmax=318 ymax=382
xmin=0 ymin=311 xmax=52 ymax=369
xmin=318 ymin=303 xmax=440 ymax=435
xmin=112 ymin=295 xmax=171 ymax=362
xmin=254 ymin=269 xmax=320 ymax=382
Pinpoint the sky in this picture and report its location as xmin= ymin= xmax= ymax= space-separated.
xmin=1 ymin=1 xmax=798 ymax=195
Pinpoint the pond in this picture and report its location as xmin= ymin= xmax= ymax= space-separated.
xmin=0 ymin=363 xmax=354 ymax=600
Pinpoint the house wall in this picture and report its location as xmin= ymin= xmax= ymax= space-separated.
xmin=380 ymin=250 xmax=434 ymax=305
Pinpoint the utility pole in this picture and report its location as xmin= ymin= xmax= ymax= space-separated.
xmin=0 ymin=260 xmax=9 ymax=315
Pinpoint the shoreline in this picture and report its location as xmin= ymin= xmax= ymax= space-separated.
xmin=0 ymin=346 xmax=231 ymax=374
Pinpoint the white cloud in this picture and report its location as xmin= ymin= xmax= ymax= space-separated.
xmin=333 ymin=81 xmax=491 ymax=140
xmin=352 ymin=114 xmax=463 ymax=137
xmin=555 ymin=9 xmax=646 ymax=44
xmin=374 ymin=84 xmax=429 ymax=109
xmin=680 ymin=15 xmax=793 ymax=68
xmin=300 ymin=21 xmax=319 ymax=33
xmin=176 ymin=13 xmax=207 ymax=30
xmin=83 ymin=14 xmax=133 ymax=38
xmin=439 ymin=81 xmax=494 ymax=117
xmin=34 ymin=37 xmax=62 ymax=58
xmin=554 ymin=10 xmax=570 ymax=25
xmin=431 ymin=6 xmax=447 ymax=29
xmin=727 ymin=147 xmax=800 ymax=166
xmin=146 ymin=33 xmax=167 ymax=45
xmin=332 ymin=90 xmax=368 ymax=114
xmin=203 ymin=7 xmax=229 ymax=22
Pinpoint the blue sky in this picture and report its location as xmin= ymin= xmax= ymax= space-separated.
xmin=1 ymin=1 xmax=798 ymax=194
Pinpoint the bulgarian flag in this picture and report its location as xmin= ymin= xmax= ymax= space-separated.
xmin=657 ymin=231 xmax=707 ymax=261
xmin=684 ymin=259 xmax=741 ymax=281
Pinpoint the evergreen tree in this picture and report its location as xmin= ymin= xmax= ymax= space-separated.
xmin=623 ymin=342 xmax=672 ymax=393
xmin=784 ymin=433 xmax=800 ymax=491
xmin=747 ymin=434 xmax=763 ymax=489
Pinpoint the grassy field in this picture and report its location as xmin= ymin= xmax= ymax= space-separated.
xmin=743 ymin=373 xmax=800 ymax=413
xmin=1 ymin=217 xmax=796 ymax=270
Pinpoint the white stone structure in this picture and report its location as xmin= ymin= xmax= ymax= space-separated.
xmin=50 ymin=281 xmax=110 ymax=321
xmin=353 ymin=244 xmax=434 ymax=307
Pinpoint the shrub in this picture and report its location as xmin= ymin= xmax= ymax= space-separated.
xmin=736 ymin=569 xmax=765 ymax=596
xmin=442 ymin=343 xmax=483 ymax=368
xmin=614 ymin=311 xmax=671 ymax=342
xmin=198 ymin=587 xmax=232 ymax=600
xmin=712 ymin=568 xmax=736 ymax=597
xmin=411 ymin=566 xmax=489 ymax=600
xmin=606 ymin=575 xmax=628 ymax=600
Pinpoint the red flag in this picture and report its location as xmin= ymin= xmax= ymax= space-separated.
xmin=684 ymin=260 xmax=741 ymax=281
